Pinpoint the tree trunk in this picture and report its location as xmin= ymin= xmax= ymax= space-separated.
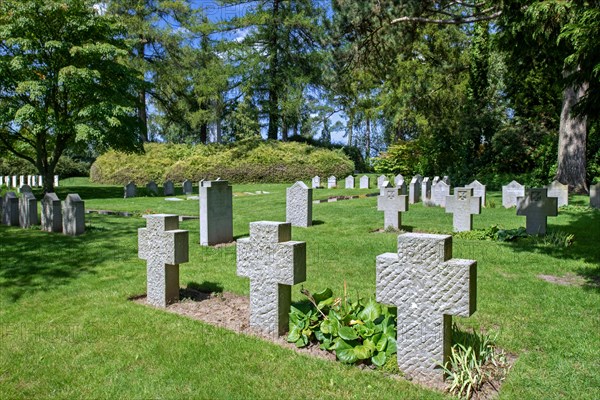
xmin=347 ymin=113 xmax=354 ymax=147
xmin=200 ymin=123 xmax=208 ymax=144
xmin=556 ymin=77 xmax=588 ymax=194
xmin=137 ymin=40 xmax=149 ymax=142
xmin=267 ymin=0 xmax=281 ymax=140
xmin=365 ymin=116 xmax=371 ymax=160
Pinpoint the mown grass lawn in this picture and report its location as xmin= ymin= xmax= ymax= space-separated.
xmin=1 ymin=178 xmax=598 ymax=399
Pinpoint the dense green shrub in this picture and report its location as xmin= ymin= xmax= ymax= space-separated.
xmin=90 ymin=140 xmax=354 ymax=184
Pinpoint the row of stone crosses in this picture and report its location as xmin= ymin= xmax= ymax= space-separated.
xmin=0 ymin=174 xmax=59 ymax=189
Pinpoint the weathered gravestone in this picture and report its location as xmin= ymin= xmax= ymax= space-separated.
xmin=182 ymin=180 xmax=193 ymax=195
xmin=516 ymin=188 xmax=558 ymax=235
xmin=395 ymin=174 xmax=404 ymax=187
xmin=359 ymin=175 xmax=370 ymax=189
xmin=326 ymin=176 xmax=336 ymax=189
xmin=377 ymin=175 xmax=388 ymax=188
xmin=286 ymin=181 xmax=312 ymax=228
xmin=146 ymin=181 xmax=159 ymax=196
xmin=421 ymin=177 xmax=432 ymax=203
xmin=502 ymin=180 xmax=525 ymax=208
xmin=591 ymin=183 xmax=600 ymax=209
xmin=409 ymin=175 xmax=422 ymax=204
xmin=2 ymin=192 xmax=19 ymax=226
xmin=200 ymin=180 xmax=233 ymax=246
xmin=163 ymin=180 xmax=175 ymax=196
xmin=345 ymin=175 xmax=355 ymax=189
xmin=431 ymin=181 xmax=450 ymax=207
xmin=19 ymin=192 xmax=38 ymax=228
xmin=377 ymin=182 xmax=409 ymax=230
xmin=376 ymin=233 xmax=477 ymax=382
xmin=62 ymin=194 xmax=85 ymax=236
xmin=432 ymin=176 xmax=440 ymax=186
xmin=138 ymin=214 xmax=189 ymax=307
xmin=396 ymin=181 xmax=408 ymax=196
xmin=124 ymin=182 xmax=137 ymax=198
xmin=546 ymin=180 xmax=568 ymax=207
xmin=18 ymin=184 xmax=32 ymax=194
xmin=237 ymin=221 xmax=306 ymax=336
xmin=312 ymin=176 xmax=320 ymax=189
xmin=445 ymin=188 xmax=481 ymax=232
xmin=465 ymin=180 xmax=486 ymax=208
xmin=42 ymin=193 xmax=62 ymax=232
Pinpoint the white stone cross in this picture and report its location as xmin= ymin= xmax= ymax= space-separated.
xmin=377 ymin=182 xmax=409 ymax=230
xmin=376 ymin=233 xmax=477 ymax=382
xmin=516 ymin=188 xmax=558 ymax=235
xmin=138 ymin=214 xmax=189 ymax=307
xmin=237 ymin=221 xmax=306 ymax=337
xmin=445 ymin=188 xmax=481 ymax=232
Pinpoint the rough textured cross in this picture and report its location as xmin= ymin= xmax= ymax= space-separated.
xmin=138 ymin=214 xmax=189 ymax=307
xmin=377 ymin=182 xmax=409 ymax=230
xmin=376 ymin=233 xmax=477 ymax=382
xmin=237 ymin=221 xmax=306 ymax=337
xmin=445 ymin=187 xmax=481 ymax=232
xmin=516 ymin=188 xmax=558 ymax=235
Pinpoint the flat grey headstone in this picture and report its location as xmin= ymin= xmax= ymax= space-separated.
xmin=146 ymin=181 xmax=159 ymax=195
xmin=376 ymin=233 xmax=477 ymax=382
xmin=465 ymin=180 xmax=486 ymax=208
xmin=62 ymin=194 xmax=85 ymax=236
xmin=445 ymin=188 xmax=481 ymax=232
xmin=377 ymin=182 xmax=409 ymax=230
xmin=42 ymin=193 xmax=62 ymax=232
xmin=431 ymin=181 xmax=450 ymax=207
xmin=286 ymin=181 xmax=312 ymax=227
xmin=546 ymin=180 xmax=568 ymax=207
xmin=377 ymin=175 xmax=388 ymax=188
xmin=359 ymin=175 xmax=370 ymax=189
xmin=200 ymin=180 xmax=233 ymax=246
xmin=2 ymin=192 xmax=19 ymax=226
xmin=237 ymin=221 xmax=306 ymax=337
xmin=312 ymin=176 xmax=320 ymax=189
xmin=138 ymin=214 xmax=189 ymax=307
xmin=409 ymin=174 xmax=422 ymax=204
xmin=421 ymin=177 xmax=431 ymax=203
xmin=345 ymin=175 xmax=354 ymax=189
xmin=165 ymin=198 xmax=184 ymax=202
xmin=394 ymin=174 xmax=404 ymax=187
xmin=19 ymin=192 xmax=38 ymax=228
xmin=124 ymin=182 xmax=137 ymax=198
xmin=591 ymin=183 xmax=600 ymax=208
xmin=517 ymin=188 xmax=558 ymax=235
xmin=183 ymin=180 xmax=193 ymax=195
xmin=163 ymin=180 xmax=175 ymax=196
xmin=502 ymin=180 xmax=524 ymax=208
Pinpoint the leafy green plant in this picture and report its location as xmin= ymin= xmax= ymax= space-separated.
xmin=455 ymin=225 xmax=528 ymax=242
xmin=535 ymin=230 xmax=575 ymax=248
xmin=288 ymin=286 xmax=397 ymax=367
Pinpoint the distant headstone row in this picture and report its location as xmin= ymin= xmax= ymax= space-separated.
xmin=1 ymin=192 xmax=84 ymax=235
xmin=0 ymin=175 xmax=59 ymax=188
xmin=123 ymin=179 xmax=205 ymax=198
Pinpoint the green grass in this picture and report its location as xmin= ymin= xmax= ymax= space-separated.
xmin=1 ymin=178 xmax=599 ymax=399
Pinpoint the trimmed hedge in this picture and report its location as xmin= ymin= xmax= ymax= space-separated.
xmin=90 ymin=139 xmax=355 ymax=185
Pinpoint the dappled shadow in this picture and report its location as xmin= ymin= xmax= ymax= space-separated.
xmin=186 ymin=281 xmax=224 ymax=294
xmin=311 ymin=220 xmax=325 ymax=226
xmin=575 ymin=265 xmax=600 ymax=293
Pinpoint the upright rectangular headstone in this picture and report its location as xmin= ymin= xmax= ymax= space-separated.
xmin=200 ymin=180 xmax=233 ymax=246
xmin=286 ymin=181 xmax=312 ymax=227
xmin=409 ymin=175 xmax=422 ymax=204
xmin=546 ymin=180 xmax=568 ymax=207
xmin=19 ymin=192 xmax=38 ymax=228
xmin=394 ymin=174 xmax=404 ymax=187
xmin=359 ymin=175 xmax=370 ymax=189
xmin=124 ymin=182 xmax=137 ymax=198
xmin=377 ymin=175 xmax=388 ymax=188
xmin=19 ymin=176 xmax=25 ymax=188
xmin=377 ymin=182 xmax=409 ymax=230
xmin=18 ymin=184 xmax=32 ymax=194
xmin=0 ymin=176 xmax=3 ymax=186
xmin=517 ymin=188 xmax=558 ymax=235
xmin=431 ymin=181 xmax=450 ymax=207
xmin=432 ymin=176 xmax=440 ymax=186
xmin=11 ymin=176 xmax=17 ymax=188
xmin=445 ymin=188 xmax=481 ymax=232
xmin=237 ymin=221 xmax=306 ymax=336
xmin=591 ymin=183 xmax=600 ymax=209
xmin=146 ymin=181 xmax=159 ymax=196
xmin=42 ymin=193 xmax=62 ymax=232
xmin=397 ymin=181 xmax=408 ymax=196
xmin=327 ymin=176 xmax=337 ymax=189
xmin=345 ymin=175 xmax=355 ymax=189
xmin=163 ymin=180 xmax=175 ymax=196
xmin=442 ymin=176 xmax=451 ymax=186
xmin=38 ymin=175 xmax=43 ymax=187
xmin=376 ymin=233 xmax=476 ymax=382
xmin=62 ymin=194 xmax=85 ymax=236
xmin=54 ymin=175 xmax=59 ymax=188
xmin=2 ymin=192 xmax=19 ymax=226
xmin=421 ymin=177 xmax=432 ymax=203
xmin=312 ymin=176 xmax=320 ymax=189
xmin=27 ymin=175 xmax=32 ymax=186
xmin=502 ymin=180 xmax=525 ymax=208
xmin=139 ymin=214 xmax=189 ymax=307
xmin=183 ymin=180 xmax=193 ymax=195
xmin=31 ymin=175 xmax=37 ymax=187
xmin=465 ymin=180 xmax=486 ymax=208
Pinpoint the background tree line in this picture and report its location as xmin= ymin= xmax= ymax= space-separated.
xmin=1 ymin=0 xmax=598 ymax=192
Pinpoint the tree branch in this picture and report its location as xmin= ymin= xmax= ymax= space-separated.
xmin=391 ymin=10 xmax=502 ymax=25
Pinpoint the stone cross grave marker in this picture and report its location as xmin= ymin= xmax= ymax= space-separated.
xmin=286 ymin=181 xmax=312 ymax=228
xmin=591 ymin=183 xmax=600 ymax=209
xmin=2 ymin=192 xmax=19 ymax=226
xmin=200 ymin=180 xmax=233 ymax=246
xmin=445 ymin=188 xmax=481 ymax=232
xmin=465 ymin=180 xmax=486 ymax=208
xmin=409 ymin=174 xmax=422 ymax=204
xmin=546 ymin=180 xmax=568 ymax=207
xmin=19 ymin=192 xmax=38 ymax=228
xmin=62 ymin=194 xmax=85 ymax=236
xmin=345 ymin=175 xmax=355 ymax=189
xmin=146 ymin=181 xmax=159 ymax=196
xmin=376 ymin=233 xmax=477 ymax=382
xmin=237 ymin=221 xmax=306 ymax=336
xmin=182 ymin=180 xmax=193 ymax=195
xmin=395 ymin=174 xmax=404 ymax=187
xmin=42 ymin=193 xmax=62 ymax=232
xmin=163 ymin=180 xmax=174 ymax=196
xmin=327 ymin=176 xmax=337 ymax=189
xmin=359 ymin=175 xmax=370 ymax=189
xmin=139 ymin=214 xmax=189 ymax=307
xmin=377 ymin=182 xmax=409 ymax=230
xmin=377 ymin=175 xmax=388 ymax=188
xmin=431 ymin=181 xmax=450 ymax=207
xmin=517 ymin=188 xmax=558 ymax=235
xmin=421 ymin=177 xmax=431 ymax=203
xmin=502 ymin=180 xmax=524 ymax=208
xmin=124 ymin=182 xmax=137 ymax=198
xmin=312 ymin=176 xmax=320 ymax=189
